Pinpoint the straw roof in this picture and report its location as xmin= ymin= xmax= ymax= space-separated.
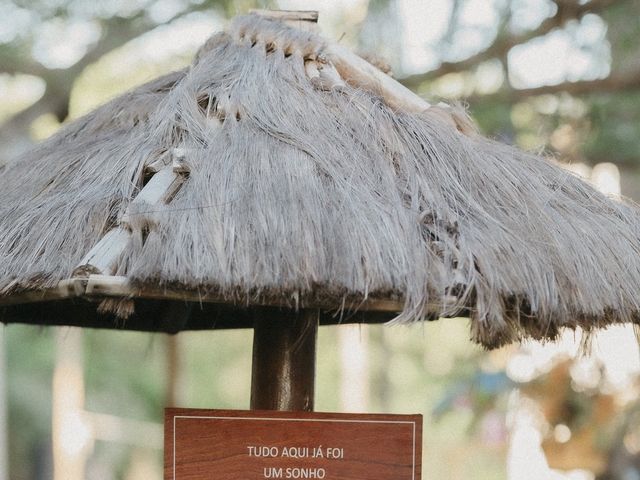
xmin=1 ymin=13 xmax=640 ymax=347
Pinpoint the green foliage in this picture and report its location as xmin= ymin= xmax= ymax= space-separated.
xmin=470 ymin=101 xmax=515 ymax=139
xmin=179 ymin=329 xmax=252 ymax=409
xmin=5 ymin=326 xmax=54 ymax=479
xmin=585 ymin=92 xmax=640 ymax=164
xmin=84 ymin=330 xmax=165 ymax=420
xmin=602 ymin=0 xmax=640 ymax=74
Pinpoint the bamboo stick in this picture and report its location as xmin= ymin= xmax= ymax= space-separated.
xmin=0 ymin=278 xmax=87 ymax=306
xmin=74 ymin=163 xmax=187 ymax=276
xmin=120 ymin=166 xmax=183 ymax=225
xmin=326 ymin=43 xmax=431 ymax=112
xmin=73 ymin=228 xmax=131 ymax=277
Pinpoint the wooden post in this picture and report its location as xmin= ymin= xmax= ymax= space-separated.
xmin=0 ymin=328 xmax=7 ymax=480
xmin=250 ymin=310 xmax=319 ymax=411
xmin=339 ymin=324 xmax=369 ymax=412
xmin=52 ymin=328 xmax=91 ymax=480
xmin=166 ymin=335 xmax=180 ymax=407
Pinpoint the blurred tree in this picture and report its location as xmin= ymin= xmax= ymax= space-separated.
xmin=403 ymin=1 xmax=638 ymax=94
xmin=432 ymin=354 xmax=640 ymax=478
xmin=2 ymin=0 xmax=639 ymax=168
xmin=2 ymin=1 xmax=640 ymax=479
xmin=0 ymin=0 xmax=277 ymax=160
xmin=5 ymin=326 xmax=54 ymax=480
xmin=394 ymin=0 xmax=640 ymax=170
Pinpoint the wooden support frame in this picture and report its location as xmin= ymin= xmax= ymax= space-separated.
xmin=0 ymin=278 xmax=87 ymax=306
xmin=74 ymin=161 xmax=188 ymax=276
xmin=250 ymin=9 xmax=319 ymax=22
xmin=326 ymin=43 xmax=431 ymax=113
xmin=252 ymin=9 xmax=432 ymax=113
xmin=74 ymin=228 xmax=131 ymax=277
xmin=0 ymin=9 xmax=475 ymax=418
xmin=0 ymin=273 xmax=461 ymax=318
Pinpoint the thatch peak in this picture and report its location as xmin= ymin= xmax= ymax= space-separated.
xmin=1 ymin=12 xmax=640 ymax=348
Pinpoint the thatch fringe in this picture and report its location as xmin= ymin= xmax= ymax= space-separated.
xmin=1 ymin=14 xmax=640 ymax=347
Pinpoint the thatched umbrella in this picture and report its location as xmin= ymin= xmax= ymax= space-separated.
xmin=1 ymin=10 xmax=640 ymax=411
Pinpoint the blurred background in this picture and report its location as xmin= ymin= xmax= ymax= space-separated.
xmin=1 ymin=0 xmax=640 ymax=478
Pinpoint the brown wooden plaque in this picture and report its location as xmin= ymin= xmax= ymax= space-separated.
xmin=165 ymin=408 xmax=422 ymax=480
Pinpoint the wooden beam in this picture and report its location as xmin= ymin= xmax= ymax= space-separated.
xmin=250 ymin=309 xmax=318 ymax=411
xmin=256 ymin=8 xmax=475 ymax=131
xmin=0 ymin=278 xmax=86 ymax=306
xmin=0 ymin=330 xmax=7 ymax=480
xmin=166 ymin=335 xmax=180 ymax=407
xmin=251 ymin=9 xmax=319 ymax=22
xmin=326 ymin=43 xmax=431 ymax=113
xmin=74 ymin=162 xmax=187 ymax=276
xmin=73 ymin=228 xmax=131 ymax=276
xmin=252 ymin=10 xmax=429 ymax=111
xmin=120 ymin=165 xmax=184 ymax=225
xmin=0 ymin=298 xmax=406 ymax=334
xmin=305 ymin=60 xmax=346 ymax=90
xmin=1 ymin=274 xmax=464 ymax=321
xmin=82 ymin=275 xmax=407 ymax=313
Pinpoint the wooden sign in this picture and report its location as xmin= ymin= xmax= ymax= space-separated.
xmin=165 ymin=408 xmax=422 ymax=479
